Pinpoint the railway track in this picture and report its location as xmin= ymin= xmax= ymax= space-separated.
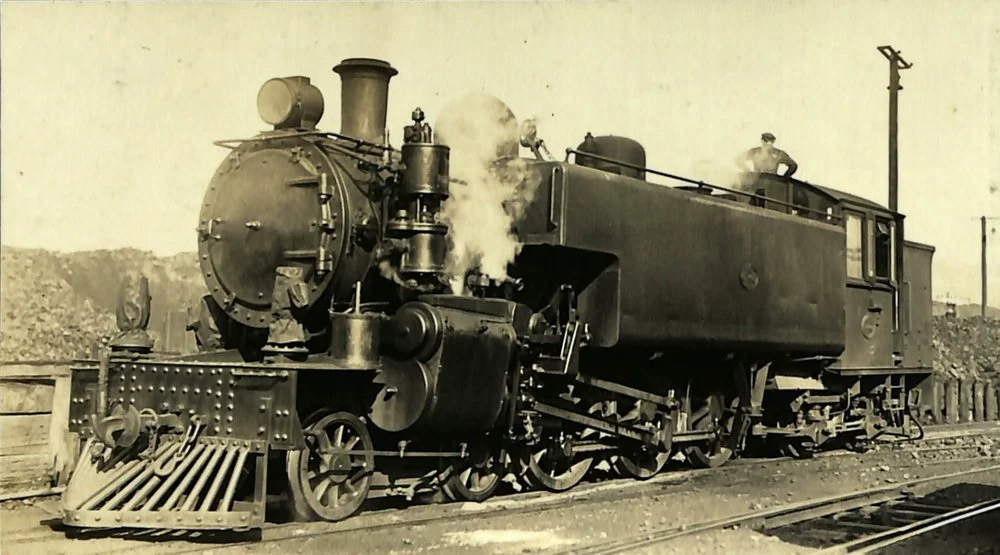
xmin=3 ymin=424 xmax=999 ymax=554
xmin=559 ymin=463 xmax=1000 ymax=555
xmin=41 ymin=456 xmax=1000 ymax=554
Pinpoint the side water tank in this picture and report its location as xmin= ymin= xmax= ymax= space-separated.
xmin=575 ymin=133 xmax=646 ymax=180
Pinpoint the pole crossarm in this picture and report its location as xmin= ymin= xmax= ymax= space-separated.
xmin=878 ymin=45 xmax=914 ymax=70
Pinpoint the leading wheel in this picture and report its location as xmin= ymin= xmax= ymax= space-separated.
xmin=286 ymin=411 xmax=374 ymax=522
xmin=684 ymin=393 xmax=735 ymax=469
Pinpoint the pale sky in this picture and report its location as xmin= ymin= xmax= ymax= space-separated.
xmin=2 ymin=1 xmax=998 ymax=304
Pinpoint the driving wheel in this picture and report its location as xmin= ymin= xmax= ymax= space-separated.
xmin=443 ymin=445 xmax=502 ymax=503
xmin=523 ymin=439 xmax=594 ymax=492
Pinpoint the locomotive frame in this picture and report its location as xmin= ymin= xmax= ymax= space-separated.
xmin=59 ymin=57 xmax=934 ymax=533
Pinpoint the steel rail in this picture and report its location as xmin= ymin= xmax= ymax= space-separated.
xmin=559 ymin=461 xmax=1000 ymax=555
xmin=816 ymin=497 xmax=1000 ymax=554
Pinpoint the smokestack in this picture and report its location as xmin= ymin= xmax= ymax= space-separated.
xmin=333 ymin=58 xmax=398 ymax=144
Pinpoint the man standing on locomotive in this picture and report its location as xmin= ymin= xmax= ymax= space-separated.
xmin=735 ymin=132 xmax=798 ymax=177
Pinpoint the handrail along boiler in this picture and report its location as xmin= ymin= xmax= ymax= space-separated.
xmin=60 ymin=57 xmax=935 ymax=531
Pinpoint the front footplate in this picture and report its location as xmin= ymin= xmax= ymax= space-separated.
xmin=62 ymin=434 xmax=269 ymax=531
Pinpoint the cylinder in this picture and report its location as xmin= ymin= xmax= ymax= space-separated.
xmin=328 ymin=312 xmax=381 ymax=368
xmin=386 ymin=302 xmax=443 ymax=362
xmin=400 ymin=232 xmax=447 ymax=275
xmin=333 ymin=58 xmax=398 ymax=144
xmin=401 ymin=144 xmax=450 ymax=196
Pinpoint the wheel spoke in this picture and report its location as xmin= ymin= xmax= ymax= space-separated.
xmin=316 ymin=430 xmax=334 ymax=453
xmin=334 ymin=425 xmax=344 ymax=447
xmin=327 ymin=484 xmax=340 ymax=507
xmin=314 ymin=478 xmax=331 ymax=502
xmin=343 ymin=479 xmax=357 ymax=495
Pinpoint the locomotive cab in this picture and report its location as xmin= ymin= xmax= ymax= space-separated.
xmin=731 ymin=172 xmax=932 ymax=374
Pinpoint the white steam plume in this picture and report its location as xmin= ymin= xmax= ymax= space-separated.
xmin=434 ymin=93 xmax=539 ymax=294
xmin=688 ymin=158 xmax=749 ymax=192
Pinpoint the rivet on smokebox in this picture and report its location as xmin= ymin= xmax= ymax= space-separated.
xmin=259 ymin=404 xmax=266 ymax=412
xmin=258 ymin=427 xmax=266 ymax=435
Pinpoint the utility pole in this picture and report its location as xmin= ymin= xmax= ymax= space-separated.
xmin=985 ymin=216 xmax=989 ymax=318
xmin=878 ymin=46 xmax=913 ymax=213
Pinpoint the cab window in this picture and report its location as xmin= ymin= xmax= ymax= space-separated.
xmin=845 ymin=214 xmax=863 ymax=279
xmin=873 ymin=220 xmax=893 ymax=280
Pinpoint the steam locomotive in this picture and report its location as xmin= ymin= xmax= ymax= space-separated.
xmin=60 ymin=57 xmax=935 ymax=531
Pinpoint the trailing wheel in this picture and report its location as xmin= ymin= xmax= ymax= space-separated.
xmin=286 ymin=411 xmax=374 ymax=522
xmin=442 ymin=445 xmax=502 ymax=503
xmin=684 ymin=393 xmax=735 ymax=469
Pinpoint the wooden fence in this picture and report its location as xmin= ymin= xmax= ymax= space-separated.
xmin=924 ymin=376 xmax=1000 ymax=424
xmin=0 ymin=363 xmax=75 ymax=499
xmin=0 ymin=310 xmax=194 ymax=499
